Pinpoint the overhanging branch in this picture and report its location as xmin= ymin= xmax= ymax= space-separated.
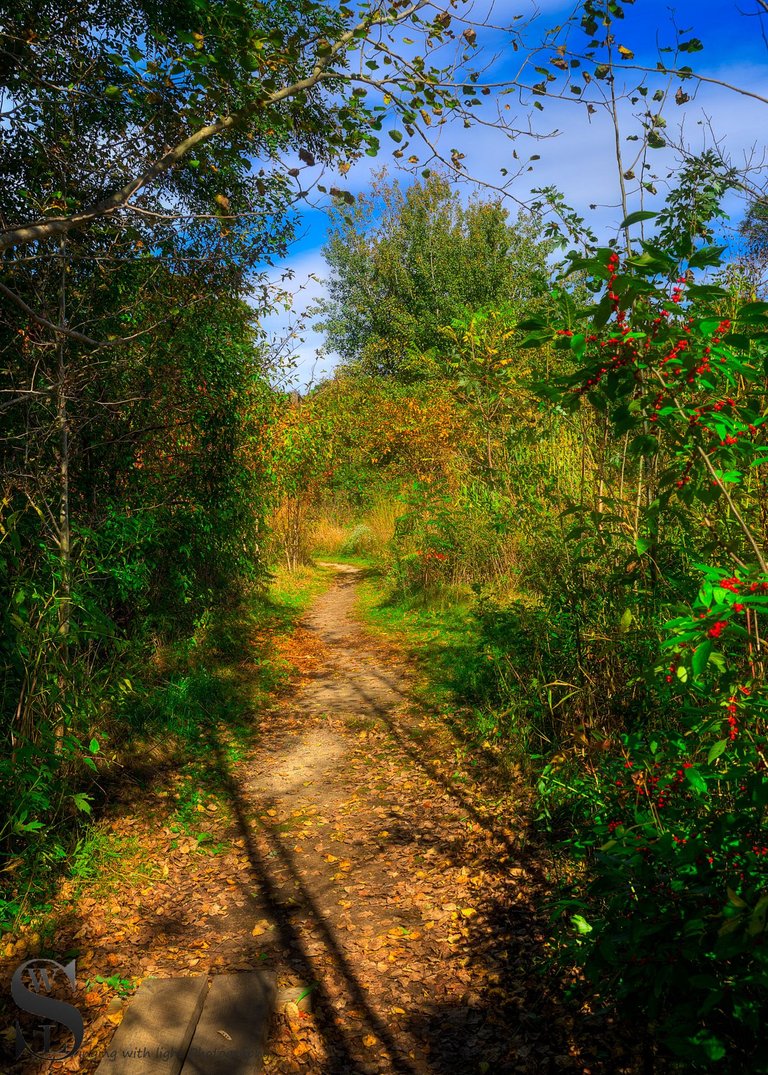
xmin=0 ymin=3 xmax=429 ymax=254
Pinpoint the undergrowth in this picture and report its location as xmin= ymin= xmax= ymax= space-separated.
xmin=0 ymin=565 xmax=325 ymax=934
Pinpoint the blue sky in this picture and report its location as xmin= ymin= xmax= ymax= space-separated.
xmin=259 ymin=0 xmax=768 ymax=389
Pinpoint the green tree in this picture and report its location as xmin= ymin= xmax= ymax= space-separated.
xmin=317 ymin=173 xmax=551 ymax=379
xmin=740 ymin=198 xmax=768 ymax=295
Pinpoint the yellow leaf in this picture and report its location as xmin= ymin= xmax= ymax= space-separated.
xmin=618 ymin=45 xmax=634 ymax=59
xmin=461 ymin=908 xmax=477 ymax=918
xmin=285 ymin=1001 xmax=301 ymax=1029
xmin=363 ymin=1034 xmax=378 ymax=1048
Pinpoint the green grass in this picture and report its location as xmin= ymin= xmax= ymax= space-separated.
xmin=355 ymin=574 xmax=478 ymax=711
xmin=353 ymin=572 xmax=543 ymax=768
xmin=268 ymin=561 xmax=334 ymax=612
xmin=310 ymin=548 xmax=381 ymax=570
xmin=69 ymin=829 xmax=146 ymax=890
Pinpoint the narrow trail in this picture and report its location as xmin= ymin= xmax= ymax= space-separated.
xmin=213 ymin=564 xmax=613 ymax=1075
xmin=7 ymin=565 xmax=632 ymax=1074
xmin=229 ymin=562 xmax=545 ymax=1074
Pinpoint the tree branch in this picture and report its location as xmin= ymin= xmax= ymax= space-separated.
xmin=0 ymin=3 xmax=428 ymax=254
xmin=0 ymin=282 xmax=107 ymax=347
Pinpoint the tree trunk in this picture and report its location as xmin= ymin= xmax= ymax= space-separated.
xmin=55 ymin=239 xmax=71 ymax=752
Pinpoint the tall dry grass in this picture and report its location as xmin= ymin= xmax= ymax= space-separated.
xmin=310 ymin=495 xmax=405 ymax=559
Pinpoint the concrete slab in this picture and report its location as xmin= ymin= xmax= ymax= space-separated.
xmin=95 ymin=975 xmax=208 ymax=1075
xmin=180 ymin=973 xmax=276 ymax=1075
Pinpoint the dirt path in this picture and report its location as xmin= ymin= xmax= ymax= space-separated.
xmin=209 ymin=565 xmax=616 ymax=1075
xmin=225 ymin=562 xmax=535 ymax=1074
xmin=3 ymin=565 xmax=633 ymax=1074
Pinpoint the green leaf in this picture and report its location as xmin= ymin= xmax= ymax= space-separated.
xmin=685 ymin=284 xmax=729 ymax=301
xmin=619 ymin=210 xmax=658 ymax=229
xmin=72 ymin=793 xmax=93 ymax=815
xmin=571 ymin=914 xmax=593 ymax=935
xmin=692 ymin=640 xmax=711 ymax=677
xmin=688 ymin=245 xmax=726 ymax=270
xmin=747 ymin=894 xmax=768 ymax=936
xmin=17 ymin=819 xmax=45 ymax=832
xmin=89 ymin=738 xmax=100 ymax=754
xmin=707 ymin=739 xmax=727 ymax=764
xmin=684 ymin=767 xmax=707 ymax=795
xmin=519 ymin=328 xmax=555 ymax=348
xmin=569 ymin=333 xmax=586 ymax=360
